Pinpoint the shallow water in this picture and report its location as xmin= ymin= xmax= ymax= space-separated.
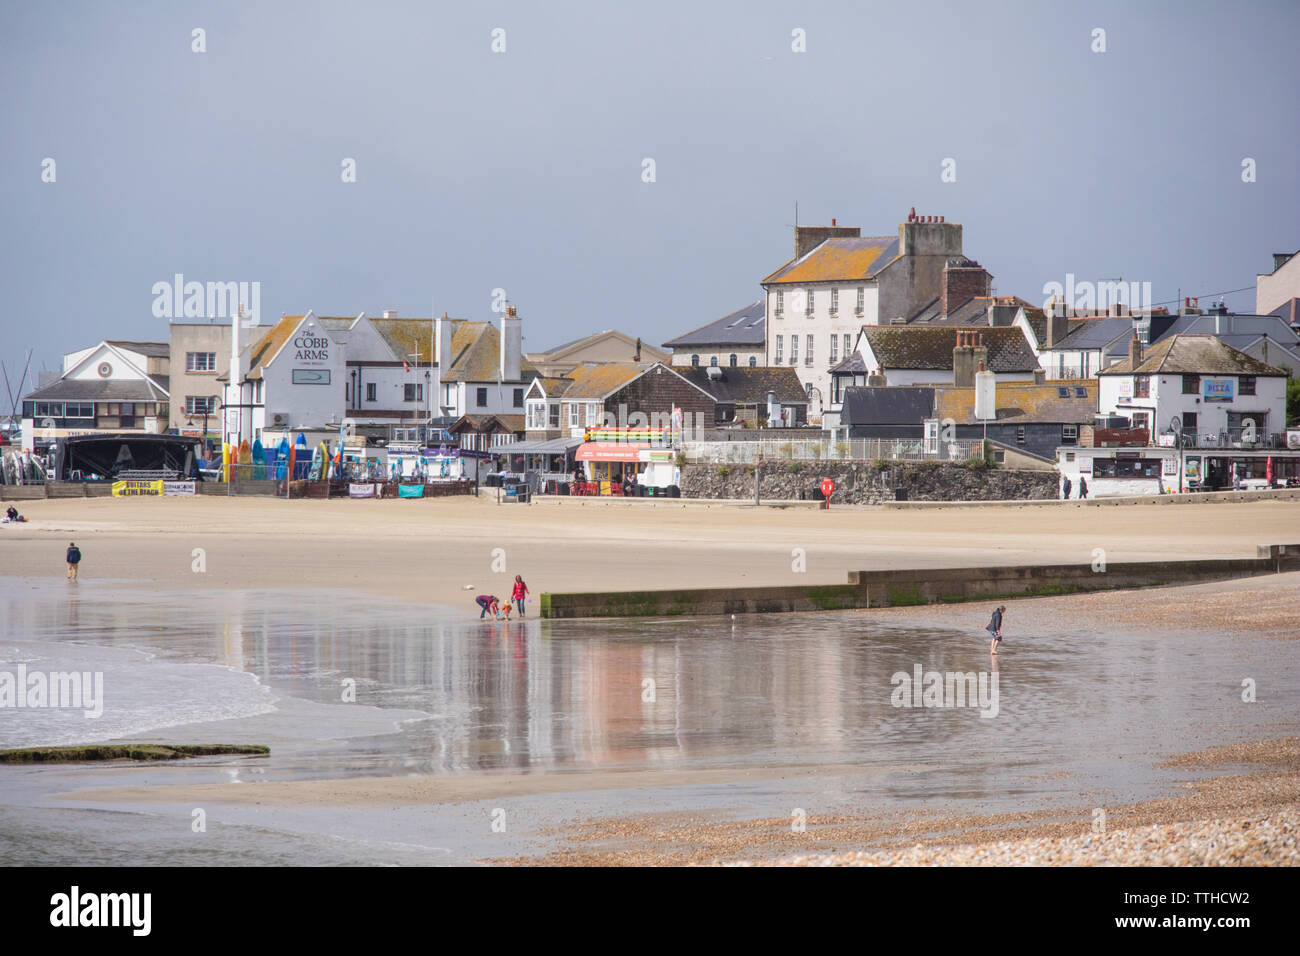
xmin=0 ymin=577 xmax=1293 ymax=864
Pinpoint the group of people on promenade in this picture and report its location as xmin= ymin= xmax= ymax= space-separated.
xmin=1061 ymin=476 xmax=1088 ymax=499
xmin=476 ymin=574 xmax=530 ymax=620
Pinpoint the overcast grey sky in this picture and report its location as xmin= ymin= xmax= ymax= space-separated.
xmin=2 ymin=0 xmax=1297 ymax=387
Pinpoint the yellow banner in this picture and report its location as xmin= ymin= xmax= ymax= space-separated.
xmin=112 ymin=480 xmax=164 ymax=497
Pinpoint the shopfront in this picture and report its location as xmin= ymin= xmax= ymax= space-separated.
xmin=574 ymin=441 xmax=648 ymax=494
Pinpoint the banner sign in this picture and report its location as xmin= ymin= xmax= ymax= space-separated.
xmin=162 ymin=481 xmax=196 ymax=496
xmin=348 ymin=483 xmax=376 ymax=498
xmin=397 ymin=483 xmax=425 ymax=498
xmin=1203 ymin=378 xmax=1233 ymax=403
xmin=112 ymin=480 xmax=163 ymax=497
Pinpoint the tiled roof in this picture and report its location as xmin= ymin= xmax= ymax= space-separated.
xmin=556 ymin=362 xmax=649 ymax=400
xmin=763 ymin=237 xmax=899 ymax=285
xmin=860 ymin=326 xmax=1039 ymax=372
xmin=535 ymin=376 xmax=573 ymax=397
xmin=447 ymin=413 xmax=526 ymax=433
xmin=934 ymin=380 xmax=1098 ymax=425
xmin=246 ymin=314 xmax=302 ymax=369
xmin=679 ymin=366 xmax=808 ymax=404
xmin=369 ymin=318 xmax=446 ymax=365
xmin=1044 ymin=316 xmax=1133 ymax=352
xmin=1101 ymin=334 xmax=1288 ymax=376
xmin=442 ymin=322 xmax=539 ymax=383
xmin=663 ymin=300 xmax=766 ymax=348
xmin=105 ymin=340 xmax=170 ymax=358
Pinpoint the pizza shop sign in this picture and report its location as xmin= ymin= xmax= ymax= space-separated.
xmin=293 ymin=334 xmax=330 ymax=364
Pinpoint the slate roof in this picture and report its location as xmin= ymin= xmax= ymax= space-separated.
xmin=447 ymin=413 xmax=526 ymax=433
xmin=763 ymin=237 xmax=899 ymax=285
xmin=934 ymin=380 xmax=1097 ymax=425
xmin=663 ymin=301 xmax=766 ymax=348
xmin=840 ymin=387 xmax=936 ymax=426
xmin=1268 ymin=297 xmax=1300 ymax=325
xmin=679 ymin=366 xmax=808 ymax=405
xmin=829 ymin=352 xmax=868 ymax=375
xmin=860 ymin=326 xmax=1039 ymax=372
xmin=23 ymin=377 xmax=169 ymax=402
xmin=1041 ymin=316 xmax=1133 ymax=352
xmin=105 ymin=341 xmax=170 ymax=358
xmin=1100 ymin=334 xmax=1287 ymax=376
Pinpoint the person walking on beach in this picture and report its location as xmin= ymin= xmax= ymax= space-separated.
xmin=66 ymin=541 xmax=82 ymax=581
xmin=1061 ymin=477 xmax=1071 ymax=500
xmin=1078 ymin=476 xmax=1088 ymax=499
xmin=987 ymin=605 xmax=1005 ymax=655
xmin=475 ymin=594 xmax=498 ymax=619
xmin=511 ymin=574 xmax=529 ymax=617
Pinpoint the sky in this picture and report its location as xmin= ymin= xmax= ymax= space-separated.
xmin=2 ymin=0 xmax=1298 ymax=397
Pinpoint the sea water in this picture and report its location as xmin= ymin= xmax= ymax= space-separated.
xmin=0 ymin=577 xmax=1294 ymax=864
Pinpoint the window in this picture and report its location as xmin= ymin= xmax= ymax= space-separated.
xmin=34 ymin=402 xmax=63 ymax=417
xmin=775 ymin=290 xmax=784 ymax=317
xmin=527 ymin=402 xmax=545 ymax=429
xmin=120 ymin=403 xmax=136 ymax=427
xmin=775 ymin=336 xmax=783 ymax=363
xmin=1239 ymin=376 xmax=1256 ymax=396
xmin=1057 ymin=387 xmax=1069 ymax=398
xmin=790 ymin=336 xmax=798 ymax=363
xmin=1062 ymin=424 xmax=1078 ymax=445
xmin=843 ymin=334 xmax=853 ymax=358
xmin=186 ymin=352 xmax=216 ymax=372
xmin=514 ymin=388 xmax=524 ymax=408
xmin=830 ymin=336 xmax=839 ymax=364
xmin=1016 ymin=426 xmax=1026 ymax=445
xmin=548 ymin=403 xmax=560 ymax=428
xmin=691 ymin=354 xmax=700 ymax=367
xmin=476 ymin=387 xmax=488 ymax=407
xmin=586 ymin=403 xmax=601 ymax=425
xmin=404 ymin=384 xmax=424 ymax=402
xmin=1181 ymin=412 xmax=1197 ymax=437
xmin=1182 ymin=374 xmax=1199 ymax=394
xmin=805 ymin=334 xmax=814 ymax=366
xmin=805 ymin=288 xmax=814 ymax=315
xmin=1074 ymin=386 xmax=1087 ymax=398
xmin=568 ymin=403 xmax=580 ymax=426
xmin=366 ymin=383 xmax=376 ymax=402
xmin=710 ymin=356 xmax=718 ymax=367
xmin=1093 ymin=457 xmax=1162 ymax=478
xmin=1134 ymin=375 xmax=1150 ymax=398
xmin=830 ymin=288 xmax=839 ymax=315
xmin=729 ymin=354 xmax=737 ymax=368
xmin=856 ymin=287 xmax=865 ymax=315
xmin=748 ymin=356 xmax=757 ymax=368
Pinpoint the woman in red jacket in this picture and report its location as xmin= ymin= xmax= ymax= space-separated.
xmin=511 ymin=575 xmax=529 ymax=617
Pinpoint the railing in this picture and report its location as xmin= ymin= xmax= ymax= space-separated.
xmin=682 ymin=438 xmax=984 ymax=464
xmin=1163 ymin=430 xmax=1292 ymax=451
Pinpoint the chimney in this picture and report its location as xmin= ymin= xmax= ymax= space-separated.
xmin=1128 ymin=332 xmax=1143 ymax=368
xmin=1046 ymin=295 xmax=1068 ymax=348
xmin=500 ymin=305 xmax=522 ymax=381
xmin=1033 ymin=368 xmax=1046 ymax=385
xmin=794 ymin=222 xmax=861 ymax=260
xmin=971 ymin=331 xmax=988 ymax=381
xmin=940 ymin=257 xmax=992 ymax=317
xmin=435 ymin=311 xmax=453 ymax=378
xmin=867 ymin=366 xmax=887 ymax=386
xmin=953 ymin=330 xmax=977 ymax=388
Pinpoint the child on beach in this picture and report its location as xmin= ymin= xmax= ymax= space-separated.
xmin=476 ymin=594 xmax=498 ymax=618
xmin=512 ymin=574 xmax=529 ymax=617
xmin=497 ymin=600 xmax=513 ymax=621
xmin=987 ymin=605 xmax=1005 ymax=654
xmin=66 ymin=542 xmax=82 ymax=581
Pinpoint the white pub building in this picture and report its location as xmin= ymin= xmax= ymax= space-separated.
xmin=1057 ymin=334 xmax=1298 ymax=495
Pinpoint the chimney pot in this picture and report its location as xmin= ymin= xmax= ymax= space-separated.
xmin=831 ymin=218 xmax=836 ymax=226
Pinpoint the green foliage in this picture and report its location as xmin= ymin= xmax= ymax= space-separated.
xmin=871 ymin=459 xmax=889 ymax=472
xmin=674 ymin=451 xmax=687 ymax=468
xmin=1287 ymin=376 xmax=1300 ymax=426
xmin=834 ymin=442 xmax=850 ymax=459
xmin=963 ymin=456 xmax=994 ymax=471
xmin=778 ymin=443 xmax=794 ymax=459
xmin=786 ymin=462 xmax=804 ymax=474
xmin=716 ymin=464 xmax=731 ymax=477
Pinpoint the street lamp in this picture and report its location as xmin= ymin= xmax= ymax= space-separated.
xmin=186 ymin=410 xmax=210 ymax=457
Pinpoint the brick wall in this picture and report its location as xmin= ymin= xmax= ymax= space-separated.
xmin=941 ymin=265 xmax=991 ymax=316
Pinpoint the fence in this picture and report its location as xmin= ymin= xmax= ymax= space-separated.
xmin=683 ymin=438 xmax=984 ymax=464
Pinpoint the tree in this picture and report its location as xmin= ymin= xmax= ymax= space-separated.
xmin=1288 ymin=376 xmax=1300 ymax=426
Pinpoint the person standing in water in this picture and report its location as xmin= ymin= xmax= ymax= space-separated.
xmin=66 ymin=541 xmax=82 ymax=581
xmin=475 ymin=594 xmax=498 ymax=618
xmin=987 ymin=605 xmax=1005 ymax=655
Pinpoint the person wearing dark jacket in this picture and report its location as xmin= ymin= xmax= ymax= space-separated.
xmin=475 ymin=594 xmax=497 ymax=619
xmin=66 ymin=542 xmax=82 ymax=581
xmin=987 ymin=605 xmax=1005 ymax=655
xmin=1062 ymin=477 xmax=1072 ymax=500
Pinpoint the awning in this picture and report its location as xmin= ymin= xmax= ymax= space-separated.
xmin=502 ymin=436 xmax=583 ymax=456
xmin=576 ymin=441 xmax=648 ymax=463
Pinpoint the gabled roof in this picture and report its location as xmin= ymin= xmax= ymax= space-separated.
xmin=830 ymin=351 xmax=869 ymax=375
xmin=841 ymin=387 xmax=936 ymax=426
xmin=679 ymin=366 xmax=808 ymax=405
xmin=441 ymin=322 xmax=539 ymax=383
xmin=1101 ymin=334 xmax=1288 ymax=376
xmin=1039 ymin=316 xmax=1132 ymax=352
xmin=247 ymin=314 xmax=304 ymax=369
xmin=1268 ymin=297 xmax=1300 ymax=326
xmin=528 ymin=376 xmax=573 ymax=399
xmin=934 ymin=380 xmax=1097 ymax=425
xmin=368 ymin=317 xmax=447 ymax=365
xmin=530 ymin=329 xmax=666 ymax=362
xmin=763 ymin=237 xmax=899 ymax=285
xmin=556 ymin=362 xmax=651 ymax=400
xmin=104 ymin=340 xmax=169 ymax=358
xmin=22 ymin=377 xmax=169 ymax=402
xmin=663 ymin=301 xmax=766 ymax=348
xmin=859 ymin=326 xmax=1039 ymax=372
xmin=447 ymin=413 xmax=526 ymax=434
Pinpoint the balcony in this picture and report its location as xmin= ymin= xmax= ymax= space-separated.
xmin=1166 ymin=429 xmax=1291 ymax=451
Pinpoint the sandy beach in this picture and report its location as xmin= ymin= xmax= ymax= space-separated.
xmin=4 ymin=494 xmax=1298 ymax=866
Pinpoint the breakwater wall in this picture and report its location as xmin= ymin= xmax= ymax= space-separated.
xmin=540 ymin=544 xmax=1300 ymax=618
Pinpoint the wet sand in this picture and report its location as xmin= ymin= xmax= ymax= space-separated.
xmin=1 ymin=495 xmax=1298 ymax=610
